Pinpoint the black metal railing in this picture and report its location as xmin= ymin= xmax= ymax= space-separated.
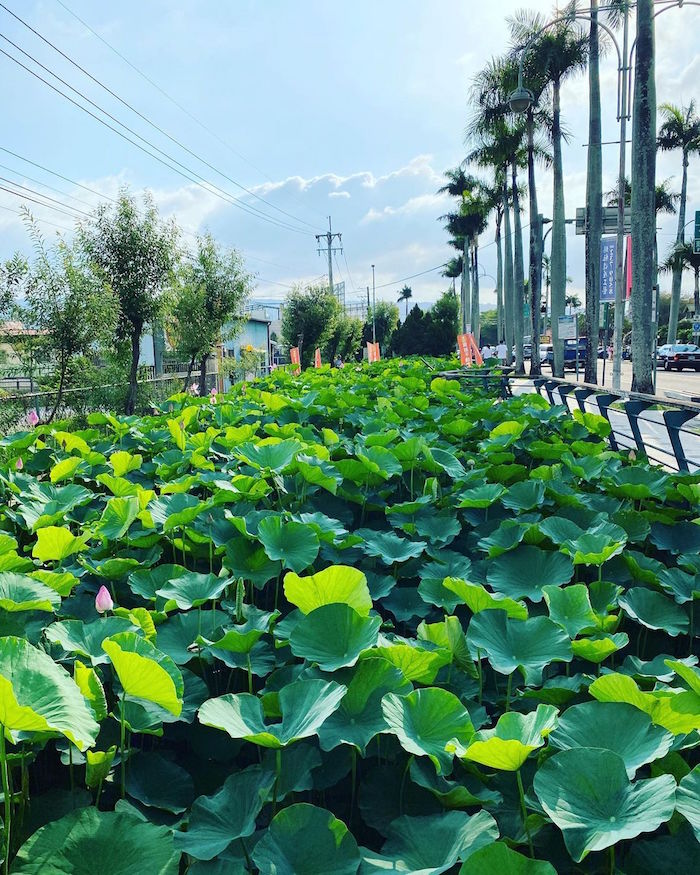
xmin=527 ymin=376 xmax=700 ymax=473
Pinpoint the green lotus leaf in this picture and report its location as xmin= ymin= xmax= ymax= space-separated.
xmin=175 ymin=765 xmax=275 ymax=860
xmin=458 ymin=842 xmax=557 ymax=874
xmin=126 ymin=752 xmax=195 ymax=814
xmin=542 ymin=584 xmax=598 ymax=637
xmin=257 ymin=516 xmax=320 ymax=573
xmin=196 ymin=606 xmax=276 ymax=655
xmin=127 ymin=564 xmax=187 ymax=601
xmin=676 ymin=765 xmax=700 ymax=841
xmin=252 ymin=803 xmax=360 ymax=875
xmin=13 ymin=482 xmax=92 ymax=531
xmin=487 ymin=546 xmax=574 ymax=602
xmin=46 ymin=618 xmax=137 ymax=665
xmin=467 ymin=613 xmax=572 ymax=684
xmin=549 ymin=701 xmax=674 ymax=777
xmin=148 ymin=493 xmax=205 ymax=532
xmin=533 ymin=748 xmax=676 ymax=862
xmin=409 ymin=758 xmax=502 ymax=809
xmin=0 ymin=636 xmax=99 ymax=750
xmin=198 ymin=678 xmax=346 ymax=748
xmin=10 ymin=807 xmax=180 ymax=874
xmin=609 ymin=466 xmax=669 ymax=500
xmin=450 ymin=704 xmax=558 ymax=771
xmin=356 ymin=528 xmax=427 ymax=564
xmin=501 ymin=479 xmax=545 ymax=512
xmin=477 ymin=521 xmax=528 ymax=557
xmin=30 ymin=569 xmax=78 ymax=597
xmin=289 ymin=603 xmax=381 ymax=671
xmin=560 ymin=523 xmax=627 ymax=566
xmin=74 ymin=659 xmax=107 ymax=721
xmin=369 ymin=641 xmax=452 ymax=684
xmin=0 ymin=572 xmax=61 ymax=612
xmin=81 ymin=556 xmax=141 ymax=580
xmin=97 ymin=496 xmax=140 ymax=541
xmin=658 ymin=567 xmax=700 ymax=604
xmin=49 ymin=456 xmax=86 ymax=484
xmin=537 ymin=516 xmax=584 ymax=545
xmin=382 ymin=688 xmax=474 ymax=774
xmin=284 ymin=565 xmax=373 ymax=616
xmin=102 ymin=632 xmax=184 ymax=716
xmin=295 ymin=454 xmax=342 ymax=494
xmin=318 ymin=658 xmax=412 ymax=753
xmin=650 ymin=521 xmax=700 ymax=554
xmin=235 ymin=439 xmax=301 ymax=472
xmin=619 ymin=588 xmax=689 ymax=636
xmin=570 ymin=633 xmax=628 ymax=663
xmin=589 ymin=672 xmax=700 ymax=734
xmin=664 ymin=659 xmax=700 ymax=694
xmin=443 ymin=578 xmax=528 ymax=620
xmin=417 ymin=615 xmax=476 ymax=676
xmin=359 ymin=810 xmax=498 ymax=874
xmin=156 ymin=571 xmax=230 ymax=611
xmin=108 ymin=450 xmax=142 ymax=476
xmin=32 ymin=526 xmax=89 ymax=563
xmin=224 ymin=538 xmax=281 ymax=587
xmin=85 ymin=746 xmax=117 ymax=789
xmin=621 ymin=654 xmax=698 ymax=682
xmin=457 ymin=484 xmax=506 ymax=508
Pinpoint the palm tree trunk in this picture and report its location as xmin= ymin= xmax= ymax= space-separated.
xmin=460 ymin=237 xmax=470 ymax=334
xmin=527 ymin=108 xmax=542 ymax=377
xmin=503 ymin=176 xmax=515 ymax=365
xmin=512 ymin=162 xmax=525 ymax=375
xmin=471 ymin=239 xmax=480 ymax=345
xmin=694 ymin=265 xmax=700 ymax=314
xmin=495 ymin=214 xmax=504 ymax=343
xmin=551 ymin=76 xmax=567 ymax=378
xmin=630 ymin=0 xmax=657 ymax=394
xmin=667 ymin=152 xmax=688 ymax=343
xmin=585 ymin=0 xmax=602 ymax=384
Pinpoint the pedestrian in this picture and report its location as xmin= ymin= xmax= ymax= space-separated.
xmin=481 ymin=343 xmax=492 ymax=361
xmin=334 ymin=355 xmax=344 ymax=368
xmin=496 ymin=339 xmax=507 ymax=364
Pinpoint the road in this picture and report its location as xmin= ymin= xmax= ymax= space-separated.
xmin=536 ymin=359 xmax=700 ymax=398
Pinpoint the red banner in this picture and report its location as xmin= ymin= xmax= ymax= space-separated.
xmin=457 ymin=333 xmax=483 ymax=366
xmin=367 ymin=342 xmax=380 ymax=363
xmin=314 ymin=348 xmax=321 ymax=368
xmin=290 ymin=346 xmax=301 ymax=375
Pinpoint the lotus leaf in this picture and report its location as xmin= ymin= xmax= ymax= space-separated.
xmin=676 ymin=765 xmax=700 ymax=841
xmin=156 ymin=571 xmax=230 ymax=611
xmin=126 ymin=752 xmax=195 ymax=813
xmin=619 ymin=587 xmax=689 ymax=636
xmin=443 ymin=578 xmax=528 ymax=620
xmin=257 ymin=516 xmax=320 ymax=572
xmin=284 ymin=565 xmax=373 ymax=616
xmin=102 ymin=632 xmax=184 ymax=716
xmin=458 ymin=842 xmax=557 ymax=874
xmin=0 ymin=573 xmax=61 ymax=612
xmin=487 ymin=546 xmax=573 ymax=602
xmin=289 ymin=603 xmax=381 ymax=670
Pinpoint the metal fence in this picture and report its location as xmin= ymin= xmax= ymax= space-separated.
xmin=523 ymin=375 xmax=700 ymax=473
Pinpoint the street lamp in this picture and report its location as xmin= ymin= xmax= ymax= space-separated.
xmin=508 ymin=84 xmax=534 ymax=115
xmin=371 ymin=264 xmax=376 ymax=345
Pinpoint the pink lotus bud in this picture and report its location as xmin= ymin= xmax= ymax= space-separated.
xmin=210 ymin=387 xmax=217 ymax=396
xmin=189 ymin=383 xmax=199 ymax=396
xmin=27 ymin=410 xmax=39 ymax=427
xmin=241 ymin=383 xmax=247 ymax=394
xmin=15 ymin=457 xmax=23 ymax=471
xmin=95 ymin=585 xmax=114 ymax=614
xmin=629 ymin=450 xmax=636 ymax=461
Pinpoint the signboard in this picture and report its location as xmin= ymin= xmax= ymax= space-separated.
xmin=314 ymin=348 xmax=321 ymax=368
xmin=290 ymin=346 xmax=301 ymax=375
xmin=600 ymin=237 xmax=617 ymax=302
xmin=695 ymin=210 xmax=700 ymax=253
xmin=558 ymin=315 xmax=576 ymax=340
xmin=692 ymin=321 xmax=700 ymax=335
xmin=457 ymin=333 xmax=470 ymax=366
xmin=576 ymin=206 xmax=631 ymax=236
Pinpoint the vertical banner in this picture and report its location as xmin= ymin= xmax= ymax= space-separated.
xmin=290 ymin=346 xmax=301 ymax=375
xmin=625 ymin=235 xmax=633 ymax=300
xmin=373 ymin=342 xmax=381 ymax=362
xmin=599 ymin=237 xmax=617 ymax=302
xmin=467 ymin=334 xmax=483 ymax=365
xmin=314 ymin=348 xmax=321 ymax=368
xmin=367 ymin=342 xmax=381 ymax=363
xmin=457 ymin=333 xmax=471 ymax=366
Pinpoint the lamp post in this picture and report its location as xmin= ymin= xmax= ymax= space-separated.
xmin=509 ymin=0 xmax=700 ymax=392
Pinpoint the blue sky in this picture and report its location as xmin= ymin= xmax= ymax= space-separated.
xmin=1 ymin=1 xmax=699 ymax=309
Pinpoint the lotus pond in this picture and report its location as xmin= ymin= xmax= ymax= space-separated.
xmin=0 ymin=358 xmax=698 ymax=874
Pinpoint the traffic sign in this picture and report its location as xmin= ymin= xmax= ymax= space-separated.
xmin=692 ymin=321 xmax=700 ymax=335
xmin=558 ymin=315 xmax=577 ymax=340
xmin=576 ymin=206 xmax=631 ymax=235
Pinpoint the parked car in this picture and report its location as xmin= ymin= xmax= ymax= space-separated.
xmin=540 ymin=343 xmax=552 ymax=363
xmin=659 ymin=343 xmax=700 ymax=371
xmin=546 ymin=338 xmax=587 ymax=370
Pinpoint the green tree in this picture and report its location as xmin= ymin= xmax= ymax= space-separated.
xmin=77 ymin=190 xmax=178 ymax=414
xmin=397 ymin=285 xmax=413 ymax=318
xmin=657 ymin=100 xmax=700 ymax=343
xmin=662 ymin=243 xmax=700 ymax=320
xmin=169 ymin=234 xmax=252 ymax=394
xmin=2 ymin=220 xmax=117 ymax=421
xmin=429 ymin=289 xmax=459 ymax=354
xmin=324 ymin=314 xmax=363 ymax=363
xmin=281 ymin=284 xmax=339 ymax=368
xmin=362 ymin=300 xmax=399 ymax=352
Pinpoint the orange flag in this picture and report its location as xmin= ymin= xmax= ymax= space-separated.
xmin=314 ymin=348 xmax=322 ymax=368
xmin=290 ymin=346 xmax=301 ymax=375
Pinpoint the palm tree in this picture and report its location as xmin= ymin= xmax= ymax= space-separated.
xmin=438 ymin=168 xmax=473 ymax=333
xmin=662 ymin=243 xmax=700 ymax=319
xmin=630 ymin=0 xmax=656 ymax=394
xmin=584 ymin=0 xmax=602 ymax=383
xmin=397 ymin=285 xmax=413 ymax=318
xmin=512 ymin=16 xmax=587 ymax=377
xmin=657 ymin=100 xmax=700 ymax=343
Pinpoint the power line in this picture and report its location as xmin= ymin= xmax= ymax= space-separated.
xmin=53 ymin=0 xmax=328 ymax=226
xmin=0 ymin=201 xmax=72 ymax=232
xmin=0 ymin=37 xmax=314 ymax=235
xmin=0 ymin=146 xmax=119 ymax=204
xmin=0 ymin=161 xmax=99 ymax=211
xmin=373 ymin=263 xmax=447 ymax=290
xmin=0 ymin=183 xmax=86 ymax=220
xmin=0 ymin=2 xmax=322 ymax=233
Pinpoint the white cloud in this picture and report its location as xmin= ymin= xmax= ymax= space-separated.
xmin=362 ymin=192 xmax=450 ymax=223
xmin=329 ymin=190 xmax=351 ymax=199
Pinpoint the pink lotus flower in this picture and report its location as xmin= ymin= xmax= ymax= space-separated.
xmin=15 ymin=457 xmax=23 ymax=471
xmin=95 ymin=585 xmax=114 ymax=614
xmin=27 ymin=410 xmax=39 ymax=427
xmin=629 ymin=450 xmax=637 ymax=461
xmin=209 ymin=387 xmax=218 ymax=405
xmin=189 ymin=383 xmax=199 ymax=396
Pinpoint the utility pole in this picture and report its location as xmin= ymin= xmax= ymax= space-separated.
xmin=371 ymin=265 xmax=376 ymax=344
xmin=316 ymin=217 xmax=343 ymax=306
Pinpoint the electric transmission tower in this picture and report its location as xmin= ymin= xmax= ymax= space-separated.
xmin=316 ymin=217 xmax=343 ymax=308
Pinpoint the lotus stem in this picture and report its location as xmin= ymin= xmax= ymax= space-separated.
xmin=516 ymin=769 xmax=534 ymax=858
xmin=350 ymin=747 xmax=357 ymax=827
xmin=609 ymin=844 xmax=615 ymax=875
xmin=0 ymin=727 xmax=11 ymax=875
xmin=246 ymin=653 xmax=253 ymax=694
xmin=690 ymin=602 xmax=694 ymax=657
xmin=272 ymin=748 xmax=282 ymax=815
xmin=119 ymin=692 xmax=127 ymax=799
xmin=476 ymin=651 xmax=483 ymax=706
xmin=399 ymin=755 xmax=413 ymax=816
xmin=239 ymin=838 xmax=252 ymax=871
xmin=505 ymin=673 xmax=512 ymax=712
xmin=69 ymin=744 xmax=74 ymax=798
